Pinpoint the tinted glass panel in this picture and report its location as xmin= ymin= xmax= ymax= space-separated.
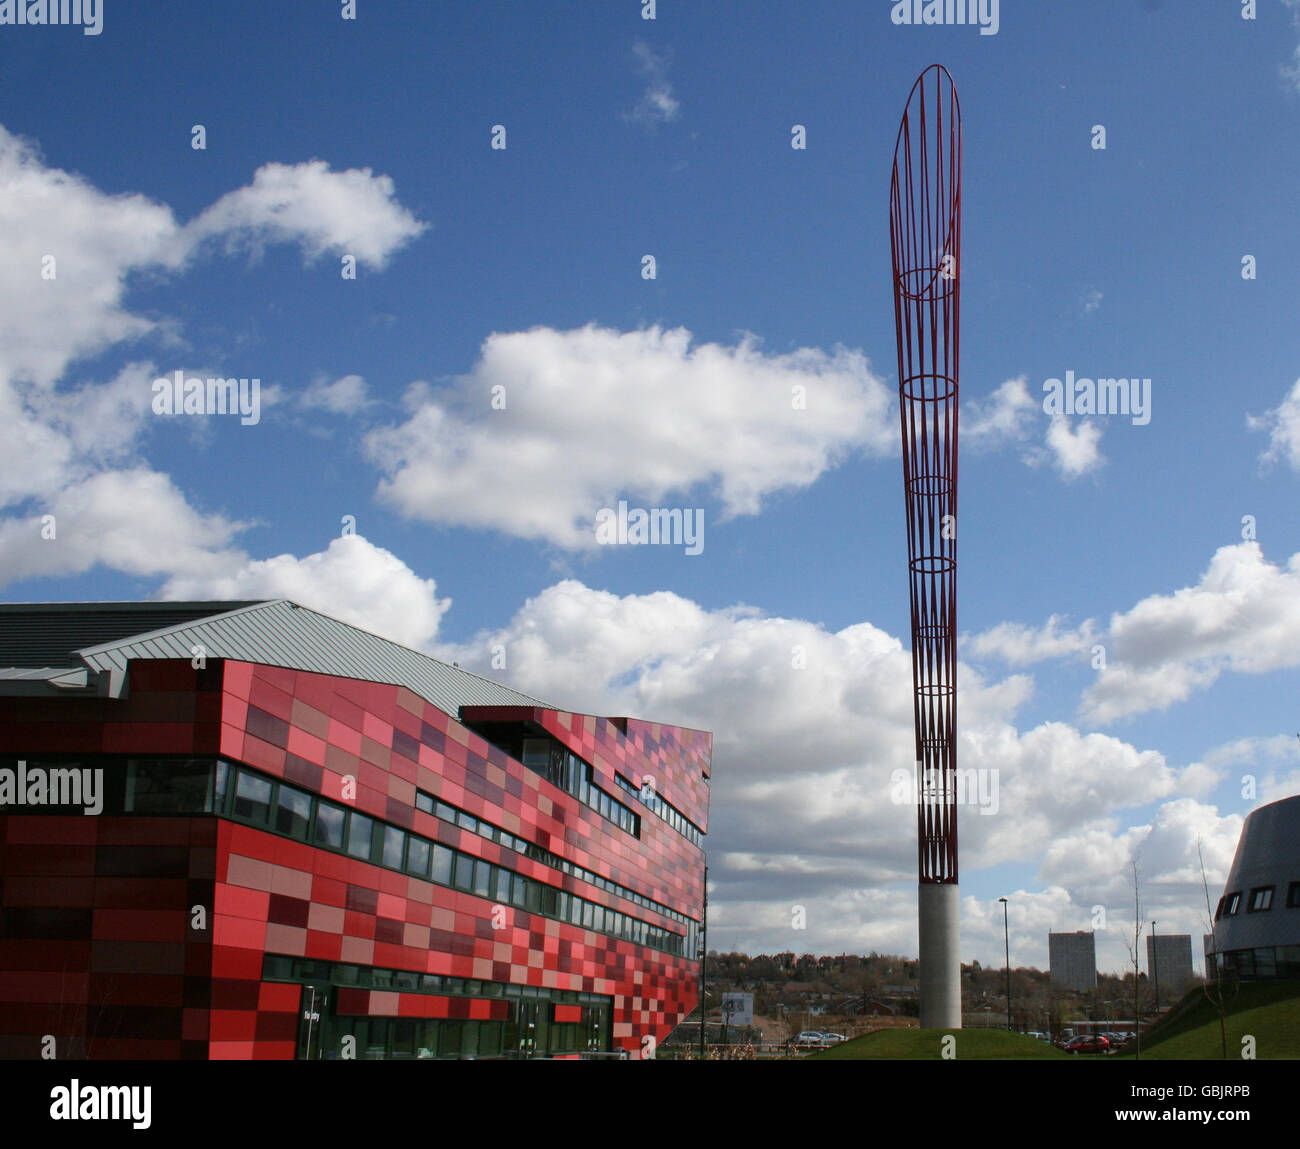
xmin=274 ymin=783 xmax=313 ymax=839
xmin=406 ymin=837 xmax=431 ymax=878
xmin=233 ymin=772 xmax=273 ymax=823
xmin=347 ymin=813 xmax=374 ymax=859
xmin=382 ymin=825 xmax=405 ymax=869
xmin=314 ymin=801 xmax=346 ymax=849
xmin=431 ymin=845 xmax=454 ymax=885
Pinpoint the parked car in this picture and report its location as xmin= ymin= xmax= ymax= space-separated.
xmin=819 ymin=1032 xmax=847 ymax=1045
xmin=1063 ymin=1034 xmax=1111 ymax=1055
xmin=793 ymin=1030 xmax=829 ymax=1048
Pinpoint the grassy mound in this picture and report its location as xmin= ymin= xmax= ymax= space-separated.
xmin=806 ymin=1027 xmax=1070 ymax=1060
xmin=1123 ymin=980 xmax=1300 ymax=1060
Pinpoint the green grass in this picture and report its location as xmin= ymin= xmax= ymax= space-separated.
xmin=806 ymin=1028 xmax=1070 ymax=1060
xmin=807 ymin=981 xmax=1300 ymax=1060
xmin=1120 ymin=980 xmax=1300 ymax=1061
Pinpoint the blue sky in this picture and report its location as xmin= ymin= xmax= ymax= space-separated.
xmin=4 ymin=0 xmax=1300 ymax=976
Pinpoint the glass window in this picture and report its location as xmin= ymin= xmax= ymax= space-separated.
xmin=458 ymin=810 xmax=477 ymax=832
xmin=382 ymin=825 xmax=406 ymax=869
xmin=214 ymin=760 xmax=230 ymax=809
xmin=346 ymin=812 xmax=374 ymax=859
xmin=406 ymin=836 xmax=431 ymax=879
xmin=232 ymin=771 xmax=273 ymax=824
xmin=522 ymin=739 xmax=550 ymax=773
xmin=1288 ymin=882 xmax=1300 ymax=910
xmin=314 ymin=800 xmax=346 ymax=849
xmin=274 ymin=783 xmax=313 ymax=840
xmin=525 ymin=879 xmax=542 ymax=912
xmin=1249 ymin=886 xmax=1274 ymax=912
xmin=431 ymin=844 xmax=453 ymax=885
xmin=436 ymin=801 xmax=456 ymax=823
xmin=415 ymin=791 xmax=434 ymax=815
xmin=453 ymin=853 xmax=475 ymax=890
xmin=125 ymin=758 xmax=215 ymax=814
xmin=1225 ymin=892 xmax=1241 ymax=916
xmin=473 ymin=859 xmax=492 ymax=898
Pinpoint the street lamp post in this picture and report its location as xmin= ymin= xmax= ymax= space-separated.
xmin=999 ymin=897 xmax=1011 ymax=1031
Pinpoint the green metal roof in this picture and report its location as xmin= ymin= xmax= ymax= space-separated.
xmin=0 ymin=599 xmax=552 ymax=714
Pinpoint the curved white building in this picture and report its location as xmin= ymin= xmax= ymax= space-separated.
xmin=1209 ymin=794 xmax=1300 ymax=980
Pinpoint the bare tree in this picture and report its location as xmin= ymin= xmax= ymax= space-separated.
xmin=1123 ymin=858 xmax=1146 ymax=1059
xmin=1197 ymin=837 xmax=1232 ymax=1060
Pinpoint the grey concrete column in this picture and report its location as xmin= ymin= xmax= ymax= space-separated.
xmin=919 ymin=882 xmax=961 ymax=1029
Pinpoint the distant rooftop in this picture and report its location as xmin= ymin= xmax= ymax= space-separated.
xmin=0 ymin=599 xmax=553 ymax=714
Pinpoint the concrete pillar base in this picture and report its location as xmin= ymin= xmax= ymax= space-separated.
xmin=919 ymin=882 xmax=961 ymax=1029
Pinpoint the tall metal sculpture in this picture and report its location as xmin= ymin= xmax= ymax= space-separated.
xmin=889 ymin=64 xmax=962 ymax=1029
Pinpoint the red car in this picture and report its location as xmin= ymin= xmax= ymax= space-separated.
xmin=1063 ymin=1034 xmax=1110 ymax=1055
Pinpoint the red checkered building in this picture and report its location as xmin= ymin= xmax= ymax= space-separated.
xmin=0 ymin=601 xmax=710 ymax=1059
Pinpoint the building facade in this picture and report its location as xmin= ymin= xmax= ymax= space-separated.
xmin=1145 ymin=933 xmax=1193 ymax=1001
xmin=0 ymin=601 xmax=710 ymax=1059
xmin=1208 ymin=794 xmax=1300 ymax=982
xmin=1048 ymin=930 xmax=1097 ymax=992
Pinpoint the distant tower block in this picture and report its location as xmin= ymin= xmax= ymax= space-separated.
xmin=889 ymin=65 xmax=962 ymax=1030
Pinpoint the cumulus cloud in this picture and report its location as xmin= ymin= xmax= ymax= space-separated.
xmin=624 ymin=41 xmax=680 ymax=127
xmin=1082 ymin=542 xmax=1300 ymax=723
xmin=157 ymin=534 xmax=451 ymax=651
xmin=185 ymin=160 xmax=426 ymax=270
xmin=298 ymin=374 xmax=374 ymax=415
xmin=0 ymin=126 xmax=182 ymax=388
xmin=965 ymin=613 xmax=1097 ymax=666
xmin=428 ymin=575 xmax=1219 ymax=961
xmin=1039 ymin=414 xmax=1104 ymax=477
xmin=365 ymin=324 xmax=895 ymax=549
xmin=0 ymin=468 xmax=245 ymax=586
xmin=962 ymin=376 xmax=1038 ymax=447
xmin=0 ymin=126 xmax=424 ymax=392
xmin=0 ymin=122 xmax=422 ymax=591
xmin=1248 ymin=376 xmax=1300 ymax=471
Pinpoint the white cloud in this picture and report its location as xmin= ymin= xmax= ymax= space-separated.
xmin=963 ymin=376 xmax=1037 ymax=447
xmin=431 ymin=575 xmax=1219 ymax=961
xmin=157 ymin=534 xmax=452 ymax=651
xmin=0 ymin=126 xmax=182 ymax=388
xmin=1248 ymin=376 xmax=1300 ymax=471
xmin=0 ymin=468 xmax=245 ymax=586
xmin=1040 ymin=414 xmax=1104 ymax=477
xmin=365 ymin=324 xmax=895 ymax=549
xmin=965 ymin=613 xmax=1097 ymax=666
xmin=1080 ymin=287 xmax=1103 ymax=316
xmin=0 ymin=127 xmax=424 ymax=392
xmin=299 ymin=373 xmax=374 ymax=415
xmin=185 ymin=160 xmax=427 ymax=269
xmin=625 ymin=41 xmax=680 ymax=127
xmin=1082 ymin=542 xmax=1300 ymax=723
xmin=0 ymin=123 xmax=423 ymax=593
